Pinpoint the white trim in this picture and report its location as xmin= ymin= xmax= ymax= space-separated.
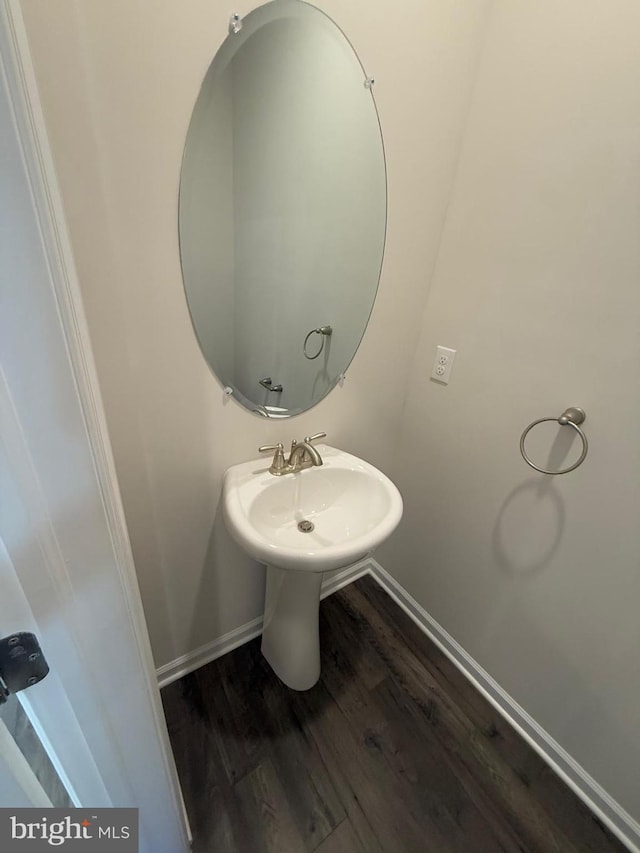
xmin=157 ymin=617 xmax=264 ymax=689
xmin=369 ymin=561 xmax=640 ymax=853
xmin=157 ymin=559 xmax=372 ymax=688
xmin=0 ymin=370 xmax=110 ymax=808
xmin=1 ymin=1 xmax=189 ymax=846
xmin=0 ymin=2 xmax=163 ymax=746
xmin=320 ymin=560 xmax=372 ymax=600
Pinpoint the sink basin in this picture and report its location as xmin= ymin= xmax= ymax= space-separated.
xmin=222 ymin=445 xmax=403 ymax=573
xmin=222 ymin=444 xmax=402 ymax=690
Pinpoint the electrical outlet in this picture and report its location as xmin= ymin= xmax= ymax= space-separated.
xmin=431 ymin=346 xmax=456 ymax=384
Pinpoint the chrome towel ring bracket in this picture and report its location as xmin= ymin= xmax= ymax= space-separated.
xmin=520 ymin=407 xmax=588 ymax=475
xmin=303 ymin=325 xmax=333 ymax=360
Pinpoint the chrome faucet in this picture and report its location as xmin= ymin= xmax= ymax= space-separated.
xmin=259 ymin=432 xmax=326 ymax=475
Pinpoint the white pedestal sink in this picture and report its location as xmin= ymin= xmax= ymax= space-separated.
xmin=222 ymin=445 xmax=403 ymax=690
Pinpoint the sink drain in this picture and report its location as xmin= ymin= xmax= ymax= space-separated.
xmin=297 ymin=519 xmax=315 ymax=533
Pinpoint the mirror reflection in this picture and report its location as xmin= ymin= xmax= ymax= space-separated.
xmin=179 ymin=0 xmax=387 ymax=416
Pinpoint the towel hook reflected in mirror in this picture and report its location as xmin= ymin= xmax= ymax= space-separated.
xmin=303 ymin=326 xmax=333 ymax=360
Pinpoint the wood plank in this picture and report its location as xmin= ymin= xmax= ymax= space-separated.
xmin=350 ymin=579 xmax=626 ymax=852
xmin=260 ymin=675 xmax=345 ymax=849
xmin=287 ymin=682 xmax=384 ymax=853
xmin=317 ymin=600 xmax=522 ymax=850
xmin=319 ymin=591 xmax=388 ymax=691
xmin=313 ymin=818 xmax=366 ymax=853
xmin=340 ymin=581 xmax=585 ymax=853
xmin=370 ymin=675 xmax=527 ymax=852
xmin=529 ymin=765 xmax=628 ymax=853
xmin=233 ymin=757 xmax=308 ymax=853
xmin=164 ymin=722 xmax=223 ymax=848
xmin=292 ymin=680 xmax=450 ymax=852
xmin=194 ymin=647 xmax=269 ymax=785
xmin=359 ymin=577 xmax=546 ymax=782
xmin=189 ymin=784 xmax=243 ymax=853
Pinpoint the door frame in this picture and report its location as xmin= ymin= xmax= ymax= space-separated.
xmin=0 ymin=1 xmax=189 ymax=848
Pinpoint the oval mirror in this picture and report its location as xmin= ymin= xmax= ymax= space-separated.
xmin=179 ymin=0 xmax=386 ymax=417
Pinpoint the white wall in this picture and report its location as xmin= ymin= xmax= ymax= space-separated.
xmin=382 ymin=0 xmax=640 ymax=824
xmin=20 ymin=0 xmax=489 ymax=668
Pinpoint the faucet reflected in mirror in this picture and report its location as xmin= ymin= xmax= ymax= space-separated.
xmin=258 ymin=376 xmax=283 ymax=394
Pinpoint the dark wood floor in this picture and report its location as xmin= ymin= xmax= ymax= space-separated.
xmin=162 ymin=577 xmax=627 ymax=853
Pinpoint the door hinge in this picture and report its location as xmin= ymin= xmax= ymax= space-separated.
xmin=0 ymin=632 xmax=49 ymax=705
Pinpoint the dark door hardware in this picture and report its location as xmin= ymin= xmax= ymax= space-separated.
xmin=0 ymin=632 xmax=49 ymax=705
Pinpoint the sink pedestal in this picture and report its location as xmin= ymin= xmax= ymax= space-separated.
xmin=223 ymin=445 xmax=403 ymax=690
xmin=261 ymin=565 xmax=323 ymax=691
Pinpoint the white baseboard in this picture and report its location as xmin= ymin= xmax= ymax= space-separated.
xmin=156 ymin=615 xmax=263 ymax=689
xmin=156 ymin=557 xmax=639 ymax=851
xmin=368 ymin=561 xmax=640 ymax=853
xmin=319 ymin=559 xmax=372 ymax=601
xmin=156 ymin=559 xmax=372 ymax=689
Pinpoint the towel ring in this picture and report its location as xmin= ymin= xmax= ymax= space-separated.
xmin=303 ymin=325 xmax=333 ymax=360
xmin=519 ymin=407 xmax=588 ymax=475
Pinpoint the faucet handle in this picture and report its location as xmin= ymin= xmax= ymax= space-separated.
xmin=258 ymin=443 xmax=286 ymax=474
xmin=304 ymin=432 xmax=326 ymax=443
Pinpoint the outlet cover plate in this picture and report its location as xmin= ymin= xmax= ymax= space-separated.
xmin=431 ymin=345 xmax=456 ymax=384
